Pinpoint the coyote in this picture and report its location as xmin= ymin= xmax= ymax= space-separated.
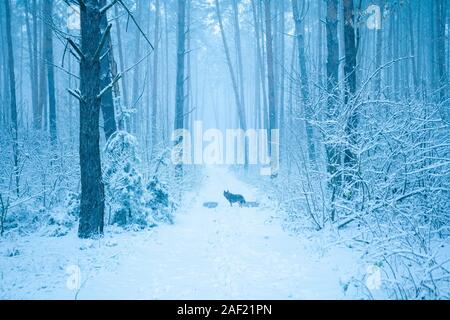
xmin=223 ymin=190 xmax=246 ymax=207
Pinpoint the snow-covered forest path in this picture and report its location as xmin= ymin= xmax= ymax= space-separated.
xmin=0 ymin=167 xmax=360 ymax=299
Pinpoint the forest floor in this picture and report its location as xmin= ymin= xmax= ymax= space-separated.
xmin=0 ymin=167 xmax=367 ymax=299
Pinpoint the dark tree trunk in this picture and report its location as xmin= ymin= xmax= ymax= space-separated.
xmin=0 ymin=10 xmax=5 ymax=126
xmin=4 ymin=0 xmax=20 ymax=196
xmin=325 ymin=0 xmax=340 ymax=219
xmin=251 ymin=0 xmax=267 ymax=130
xmin=114 ymin=4 xmax=129 ymax=129
xmin=174 ymin=0 xmax=186 ymax=176
xmin=38 ymin=6 xmax=47 ymax=131
xmin=78 ymin=0 xmax=105 ymax=238
xmin=152 ymin=0 xmax=160 ymax=156
xmin=232 ymin=0 xmax=246 ymax=122
xmin=292 ymin=0 xmax=315 ymax=164
xmin=0 ymin=6 xmax=9 ymax=128
xmin=131 ymin=2 xmax=142 ymax=134
xmin=407 ymin=1 xmax=419 ymax=99
xmin=99 ymin=0 xmax=117 ymax=141
xmin=32 ymin=0 xmax=39 ymax=129
xmin=436 ymin=0 xmax=448 ymax=119
xmin=264 ymin=0 xmax=277 ymax=160
xmin=374 ymin=0 xmax=383 ymax=98
xmin=343 ymin=0 xmax=358 ymax=180
xmin=43 ymin=0 xmax=57 ymax=143
xmin=25 ymin=0 xmax=38 ymax=130
xmin=231 ymin=0 xmax=248 ymax=168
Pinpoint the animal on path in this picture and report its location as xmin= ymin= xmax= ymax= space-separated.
xmin=223 ymin=190 xmax=246 ymax=207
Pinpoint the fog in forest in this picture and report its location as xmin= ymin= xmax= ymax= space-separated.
xmin=0 ymin=0 xmax=449 ymax=300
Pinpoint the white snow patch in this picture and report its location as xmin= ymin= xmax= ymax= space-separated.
xmin=0 ymin=166 xmax=364 ymax=299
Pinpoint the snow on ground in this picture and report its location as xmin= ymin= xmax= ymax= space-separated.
xmin=0 ymin=166 xmax=365 ymax=299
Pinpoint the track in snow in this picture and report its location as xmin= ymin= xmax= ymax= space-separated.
xmin=0 ymin=166 xmax=358 ymax=299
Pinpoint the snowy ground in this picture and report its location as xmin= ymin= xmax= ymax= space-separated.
xmin=0 ymin=167 xmax=366 ymax=299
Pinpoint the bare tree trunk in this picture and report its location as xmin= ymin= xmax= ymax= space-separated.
xmin=232 ymin=0 xmax=246 ymax=122
xmin=114 ymin=4 xmax=129 ymax=128
xmin=0 ymin=11 xmax=5 ymax=126
xmin=164 ymin=2 xmax=170 ymax=143
xmin=0 ymin=7 xmax=10 ymax=128
xmin=215 ymin=0 xmax=247 ymax=138
xmin=292 ymin=0 xmax=315 ymax=164
xmin=407 ymin=1 xmax=419 ymax=99
xmin=98 ymin=0 xmax=117 ymax=141
xmin=4 ymin=0 xmax=20 ymax=196
xmin=251 ymin=0 xmax=261 ymax=129
xmin=325 ymin=0 xmax=340 ymax=219
xmin=152 ymin=0 xmax=160 ymax=156
xmin=279 ymin=0 xmax=285 ymax=165
xmin=393 ymin=3 xmax=400 ymax=101
xmin=25 ymin=0 xmax=38 ymax=130
xmin=184 ymin=0 xmax=191 ymax=131
xmin=231 ymin=0 xmax=248 ymax=168
xmin=317 ymin=0 xmax=324 ymax=88
xmin=32 ymin=0 xmax=38 ymax=128
xmin=436 ymin=0 xmax=448 ymax=118
xmin=38 ymin=6 xmax=47 ymax=132
xmin=264 ymin=0 xmax=277 ymax=174
xmin=251 ymin=0 xmax=268 ymax=130
xmin=131 ymin=2 xmax=142 ymax=134
xmin=174 ymin=0 xmax=186 ymax=177
xmin=374 ymin=0 xmax=383 ymax=98
xmin=343 ymin=0 xmax=358 ymax=184
xmin=77 ymin=0 xmax=105 ymax=238
xmin=258 ymin=0 xmax=268 ymax=130
xmin=43 ymin=0 xmax=57 ymax=143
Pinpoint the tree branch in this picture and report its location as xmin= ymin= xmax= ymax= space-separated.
xmin=100 ymin=0 xmax=119 ymax=15
xmin=67 ymin=38 xmax=84 ymax=60
xmin=117 ymin=0 xmax=154 ymax=50
xmin=93 ymin=23 xmax=112 ymax=61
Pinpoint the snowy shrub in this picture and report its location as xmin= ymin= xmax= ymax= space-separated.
xmin=266 ymin=67 xmax=450 ymax=298
xmin=45 ymin=207 xmax=77 ymax=237
xmin=103 ymin=131 xmax=155 ymax=227
xmin=64 ymin=192 xmax=80 ymax=218
xmin=145 ymin=176 xmax=173 ymax=224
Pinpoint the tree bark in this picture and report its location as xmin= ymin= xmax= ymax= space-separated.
xmin=78 ymin=0 xmax=105 ymax=238
xmin=152 ymin=0 xmax=160 ymax=156
xmin=343 ymin=0 xmax=358 ymax=180
xmin=231 ymin=0 xmax=248 ymax=168
xmin=174 ymin=0 xmax=186 ymax=176
xmin=374 ymin=0 xmax=383 ymax=98
xmin=43 ymin=0 xmax=57 ymax=143
xmin=131 ymin=2 xmax=142 ymax=134
xmin=4 ymin=0 xmax=20 ymax=196
xmin=25 ymin=0 xmax=38 ymax=131
xmin=38 ymin=5 xmax=47 ymax=131
xmin=325 ymin=0 xmax=340 ymax=218
xmin=114 ymin=4 xmax=129 ymax=129
xmin=436 ymin=0 xmax=448 ymax=115
xmin=264 ymin=0 xmax=278 ymax=174
xmin=99 ymin=0 xmax=117 ymax=141
xmin=292 ymin=0 xmax=315 ymax=164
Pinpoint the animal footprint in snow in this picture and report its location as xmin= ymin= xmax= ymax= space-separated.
xmin=203 ymin=202 xmax=218 ymax=208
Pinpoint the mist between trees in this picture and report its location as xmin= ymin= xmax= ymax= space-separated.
xmin=0 ymin=0 xmax=449 ymax=299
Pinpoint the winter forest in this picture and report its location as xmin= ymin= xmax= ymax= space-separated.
xmin=0 ymin=0 xmax=449 ymax=300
